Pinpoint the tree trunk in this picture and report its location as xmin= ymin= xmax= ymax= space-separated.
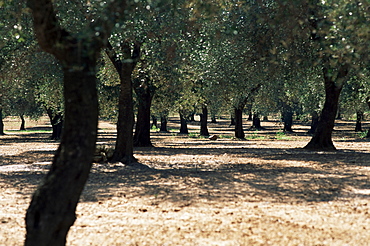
xmin=200 ymin=105 xmax=209 ymax=136
xmin=25 ymin=0 xmax=123 ymax=245
xmin=133 ymin=78 xmax=155 ymax=147
xmin=250 ymin=113 xmax=264 ymax=130
xmin=248 ymin=112 xmax=253 ymax=121
xmin=308 ymin=111 xmax=319 ymax=134
xmin=234 ymin=107 xmax=245 ymax=139
xmin=179 ymin=111 xmax=189 ymax=134
xmin=304 ymin=63 xmax=349 ymax=150
xmin=355 ymin=111 xmax=363 ymax=132
xmin=0 ymin=108 xmax=4 ymax=135
xmin=20 ymin=115 xmax=26 ymax=130
xmin=160 ymin=115 xmax=168 ymax=132
xmin=106 ymin=41 xmax=140 ymax=163
xmin=211 ymin=115 xmax=217 ymax=123
xmin=25 ymin=64 xmax=99 ymax=246
xmin=189 ymin=112 xmax=196 ymax=122
xmin=282 ymin=111 xmax=293 ymax=132
xmin=151 ymin=115 xmax=158 ymax=129
xmin=112 ymin=69 xmax=135 ymax=162
xmin=230 ymin=115 xmax=235 ymax=126
xmin=46 ymin=108 xmax=63 ymax=140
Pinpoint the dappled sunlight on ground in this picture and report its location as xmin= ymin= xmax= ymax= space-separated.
xmin=1 ymin=117 xmax=370 ymax=245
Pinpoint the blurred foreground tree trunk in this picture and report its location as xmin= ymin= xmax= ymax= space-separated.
xmin=25 ymin=0 xmax=124 ymax=245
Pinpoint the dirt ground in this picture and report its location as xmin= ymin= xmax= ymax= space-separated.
xmin=1 ymin=116 xmax=370 ymax=246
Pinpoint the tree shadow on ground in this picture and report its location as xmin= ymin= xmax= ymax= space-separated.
xmin=79 ymin=144 xmax=370 ymax=205
xmin=1 ymin=122 xmax=370 ymax=209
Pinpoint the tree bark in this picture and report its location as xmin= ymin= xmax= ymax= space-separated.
xmin=233 ymin=84 xmax=261 ymax=138
xmin=304 ymin=63 xmax=350 ymax=150
xmin=25 ymin=0 xmax=123 ymax=245
xmin=151 ymin=115 xmax=158 ymax=129
xmin=234 ymin=107 xmax=245 ymax=139
xmin=179 ymin=111 xmax=189 ymax=134
xmin=282 ymin=110 xmax=294 ymax=132
xmin=159 ymin=115 xmax=168 ymax=132
xmin=46 ymin=108 xmax=63 ymax=140
xmin=250 ymin=113 xmax=264 ymax=130
xmin=200 ymin=105 xmax=209 ymax=136
xmin=230 ymin=115 xmax=235 ymax=126
xmin=355 ymin=111 xmax=363 ymax=132
xmin=106 ymin=41 xmax=140 ymax=163
xmin=0 ymin=108 xmax=4 ymax=135
xmin=133 ymin=76 xmax=155 ymax=147
xmin=308 ymin=111 xmax=319 ymax=134
xmin=20 ymin=115 xmax=26 ymax=130
xmin=210 ymin=115 xmax=217 ymax=123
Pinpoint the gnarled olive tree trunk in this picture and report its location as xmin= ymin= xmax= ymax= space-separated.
xmin=133 ymin=76 xmax=155 ymax=147
xmin=200 ymin=105 xmax=210 ymax=136
xmin=46 ymin=108 xmax=63 ymax=140
xmin=304 ymin=63 xmax=349 ymax=150
xmin=179 ymin=111 xmax=189 ymax=134
xmin=160 ymin=114 xmax=168 ymax=132
xmin=234 ymin=107 xmax=245 ymax=139
xmin=26 ymin=65 xmax=99 ymax=246
xmin=25 ymin=0 xmax=124 ymax=245
xmin=105 ymin=41 xmax=140 ymax=163
xmin=233 ymin=85 xmax=261 ymax=139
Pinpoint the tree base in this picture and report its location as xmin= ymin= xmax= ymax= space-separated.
xmin=303 ymin=141 xmax=337 ymax=151
xmin=249 ymin=126 xmax=265 ymax=131
xmin=133 ymin=141 xmax=153 ymax=147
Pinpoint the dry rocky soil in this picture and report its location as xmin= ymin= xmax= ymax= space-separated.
xmin=1 ymin=116 xmax=370 ymax=246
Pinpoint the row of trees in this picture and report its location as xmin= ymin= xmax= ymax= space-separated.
xmin=1 ymin=0 xmax=369 ymax=245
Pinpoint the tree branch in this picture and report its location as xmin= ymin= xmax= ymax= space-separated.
xmin=27 ymin=0 xmax=66 ymax=55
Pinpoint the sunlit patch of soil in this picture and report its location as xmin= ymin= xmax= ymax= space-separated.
xmin=1 ymin=117 xmax=370 ymax=245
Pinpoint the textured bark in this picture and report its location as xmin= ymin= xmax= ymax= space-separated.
xmin=133 ymin=77 xmax=155 ymax=147
xmin=304 ymin=63 xmax=349 ymax=151
xmin=179 ymin=111 xmax=189 ymax=134
xmin=25 ymin=0 xmax=122 ymax=245
xmin=151 ymin=115 xmax=158 ymax=129
xmin=233 ymin=84 xmax=261 ymax=138
xmin=200 ymin=105 xmax=209 ymax=136
xmin=20 ymin=115 xmax=26 ymax=130
xmin=250 ymin=113 xmax=264 ymax=130
xmin=46 ymin=108 xmax=63 ymax=140
xmin=159 ymin=115 xmax=168 ymax=132
xmin=230 ymin=115 xmax=235 ymax=126
xmin=25 ymin=62 xmax=99 ymax=246
xmin=106 ymin=41 xmax=140 ymax=163
xmin=211 ymin=115 xmax=217 ymax=123
xmin=234 ymin=107 xmax=245 ymax=139
xmin=355 ymin=111 xmax=363 ymax=132
xmin=308 ymin=111 xmax=319 ymax=134
xmin=282 ymin=110 xmax=294 ymax=132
